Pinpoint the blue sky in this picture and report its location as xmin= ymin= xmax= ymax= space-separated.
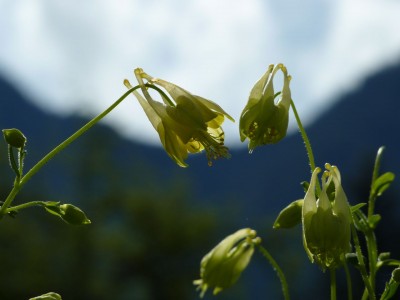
xmin=1 ymin=0 xmax=400 ymax=147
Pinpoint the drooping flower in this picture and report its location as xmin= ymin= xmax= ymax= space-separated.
xmin=302 ymin=164 xmax=351 ymax=270
xmin=193 ymin=228 xmax=260 ymax=297
xmin=125 ymin=68 xmax=234 ymax=167
xmin=239 ymin=63 xmax=292 ymax=152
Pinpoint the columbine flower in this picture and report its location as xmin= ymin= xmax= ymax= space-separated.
xmin=302 ymin=164 xmax=351 ymax=270
xmin=125 ymin=68 xmax=234 ymax=167
xmin=239 ymin=63 xmax=292 ymax=152
xmin=193 ymin=228 xmax=260 ymax=298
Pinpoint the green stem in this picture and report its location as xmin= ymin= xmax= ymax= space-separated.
xmin=366 ymin=231 xmax=378 ymax=294
xmin=330 ymin=268 xmax=337 ymax=300
xmin=8 ymin=145 xmax=20 ymax=178
xmin=0 ymin=85 xmax=142 ymax=217
xmin=6 ymin=201 xmax=48 ymax=213
xmin=344 ymin=261 xmax=353 ymax=300
xmin=257 ymin=244 xmax=290 ymax=300
xmin=351 ymin=225 xmax=376 ymax=300
xmin=368 ymin=146 xmax=384 ymax=219
xmin=290 ymin=99 xmax=320 ymax=194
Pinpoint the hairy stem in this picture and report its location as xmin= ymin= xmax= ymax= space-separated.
xmin=257 ymin=244 xmax=290 ymax=300
xmin=0 ymin=85 xmax=142 ymax=217
xmin=290 ymin=99 xmax=320 ymax=194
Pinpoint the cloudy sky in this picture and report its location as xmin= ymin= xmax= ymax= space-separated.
xmin=1 ymin=0 xmax=400 ymax=147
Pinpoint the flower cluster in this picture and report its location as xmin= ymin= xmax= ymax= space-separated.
xmin=193 ymin=228 xmax=260 ymax=297
xmin=239 ymin=63 xmax=292 ymax=152
xmin=302 ymin=164 xmax=351 ymax=269
xmin=125 ymin=68 xmax=234 ymax=167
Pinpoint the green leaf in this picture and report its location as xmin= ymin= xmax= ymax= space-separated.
xmin=369 ymin=214 xmax=381 ymax=229
xmin=379 ymin=252 xmax=391 ymax=261
xmin=352 ymin=210 xmax=370 ymax=233
xmin=380 ymin=268 xmax=400 ymax=300
xmin=351 ymin=203 xmax=367 ymax=213
xmin=373 ymin=172 xmax=395 ymax=197
xmin=29 ymin=292 xmax=62 ymax=300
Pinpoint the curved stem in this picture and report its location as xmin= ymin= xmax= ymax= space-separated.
xmin=330 ymin=268 xmax=337 ymax=300
xmin=290 ymin=100 xmax=321 ymax=194
xmin=257 ymin=244 xmax=290 ymax=300
xmin=0 ymin=85 xmax=142 ymax=217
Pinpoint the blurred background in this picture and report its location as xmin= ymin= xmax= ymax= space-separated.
xmin=1 ymin=0 xmax=400 ymax=299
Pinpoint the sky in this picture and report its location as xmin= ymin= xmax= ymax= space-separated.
xmin=1 ymin=0 xmax=400 ymax=147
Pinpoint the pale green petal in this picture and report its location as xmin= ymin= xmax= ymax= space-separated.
xmin=133 ymin=90 xmax=161 ymax=131
xmin=158 ymin=123 xmax=188 ymax=168
xmin=194 ymin=96 xmax=235 ymax=122
xmin=276 ymin=66 xmax=292 ymax=111
xmin=303 ymin=168 xmax=320 ymax=215
xmin=330 ymin=166 xmax=351 ymax=218
xmin=207 ymin=115 xmax=225 ymax=129
xmin=317 ymin=175 xmax=332 ymax=211
xmin=248 ymin=64 xmax=274 ymax=104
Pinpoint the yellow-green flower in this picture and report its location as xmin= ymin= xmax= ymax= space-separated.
xmin=239 ymin=63 xmax=292 ymax=152
xmin=302 ymin=164 xmax=351 ymax=270
xmin=193 ymin=228 xmax=260 ymax=297
xmin=125 ymin=68 xmax=234 ymax=167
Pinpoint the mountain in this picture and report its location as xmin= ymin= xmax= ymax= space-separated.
xmin=1 ymin=61 xmax=400 ymax=299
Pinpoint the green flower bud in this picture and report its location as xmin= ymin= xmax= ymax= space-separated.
xmin=302 ymin=164 xmax=351 ymax=270
xmin=29 ymin=292 xmax=62 ymax=300
xmin=45 ymin=203 xmax=91 ymax=225
xmin=193 ymin=228 xmax=260 ymax=297
xmin=59 ymin=204 xmax=91 ymax=225
xmin=125 ymin=68 xmax=234 ymax=167
xmin=273 ymin=199 xmax=303 ymax=229
xmin=239 ymin=64 xmax=292 ymax=152
xmin=2 ymin=128 xmax=26 ymax=148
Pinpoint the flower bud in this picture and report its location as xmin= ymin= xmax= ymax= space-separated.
xmin=273 ymin=199 xmax=303 ymax=229
xmin=2 ymin=128 xmax=26 ymax=148
xmin=44 ymin=203 xmax=91 ymax=225
xmin=193 ymin=228 xmax=260 ymax=297
xmin=59 ymin=204 xmax=91 ymax=225
xmin=302 ymin=164 xmax=351 ymax=270
xmin=239 ymin=64 xmax=292 ymax=152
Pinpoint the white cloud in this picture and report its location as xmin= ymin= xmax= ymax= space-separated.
xmin=1 ymin=0 xmax=400 ymax=147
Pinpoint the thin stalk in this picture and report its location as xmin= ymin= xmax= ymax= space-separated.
xmin=343 ymin=261 xmax=353 ymax=300
xmin=351 ymin=225 xmax=376 ymax=300
xmin=368 ymin=146 xmax=384 ymax=219
xmin=257 ymin=244 xmax=290 ymax=300
xmin=6 ymin=201 xmax=48 ymax=213
xmin=366 ymin=231 xmax=378 ymax=294
xmin=0 ymin=85 xmax=142 ymax=216
xmin=290 ymin=99 xmax=321 ymax=194
xmin=330 ymin=268 xmax=337 ymax=300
